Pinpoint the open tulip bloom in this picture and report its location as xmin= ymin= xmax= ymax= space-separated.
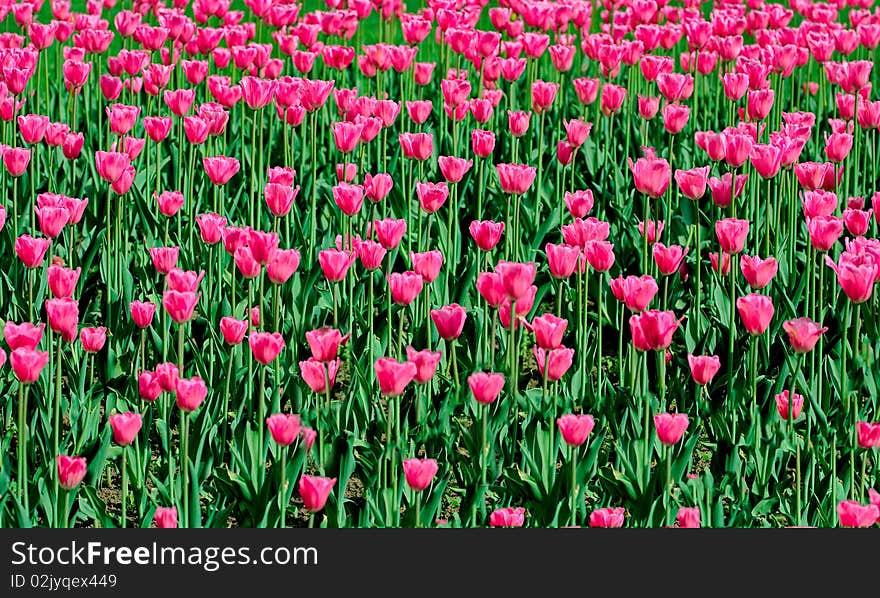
xmin=3 ymin=1 xmax=880 ymax=533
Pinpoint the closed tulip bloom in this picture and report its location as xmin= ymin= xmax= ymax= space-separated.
xmin=546 ymin=243 xmax=580 ymax=279
xmin=662 ymin=103 xmax=689 ymax=135
xmin=471 ymin=129 xmax=496 ymax=158
xmin=318 ymin=248 xmax=354 ymax=282
xmin=676 ymin=507 xmax=701 ymax=528
xmin=740 ymin=255 xmax=778 ymax=289
xmin=266 ymin=413 xmax=302 ymax=446
xmin=737 ymin=294 xmax=775 ymax=335
xmin=234 ymin=246 xmax=261 ymax=279
xmin=715 ymin=218 xmax=750 ymax=254
xmin=438 ymin=155 xmax=473 ymax=183
xmin=219 ymin=317 xmax=248 ymax=345
xmin=564 ymin=190 xmax=594 ymax=218
xmin=583 ymin=240 xmax=616 ymax=271
xmin=249 ymin=332 xmax=285 ymax=365
xmin=629 ymin=310 xmax=681 ymax=351
xmin=431 ymin=304 xmax=466 ymax=340
xmin=203 ymin=156 xmax=240 ymax=185
xmin=411 ymin=250 xmax=443 ymax=283
xmin=708 ymin=173 xmax=747 ymax=208
xmin=4 ymin=146 xmax=31 ymax=176
xmin=403 ymin=458 xmax=439 ymax=491
xmin=674 ymin=166 xmax=709 ymax=200
xmin=808 ymin=216 xmax=844 ymax=252
xmin=534 ymin=346 xmax=574 ymax=381
xmin=130 ymin=300 xmax=156 ymax=328
xmin=614 ymin=274 xmax=659 ymax=312
xmin=364 ymin=173 xmax=393 ymax=203
xmin=496 ymin=261 xmax=537 ymax=301
xmin=654 ymin=413 xmax=689 ymax=445
xmin=374 ymin=357 xmax=417 ymax=396
xmin=783 ymin=318 xmax=827 ymax=353
xmin=556 ymin=414 xmax=595 ymax=446
xmin=775 ymin=390 xmax=804 ymax=420
xmin=156 ymin=363 xmax=180 ymax=393
xmin=264 ymin=183 xmax=299 ymax=217
xmin=45 ymin=298 xmax=79 ymax=341
xmin=57 ymin=455 xmax=87 ymax=490
xmin=476 ymin=272 xmax=506 ymax=308
xmin=138 ymin=370 xmax=162 ymax=402
xmin=306 ymin=328 xmax=350 ymax=363
xmin=175 ymin=376 xmax=208 ymax=412
xmin=162 ymin=290 xmax=199 ymax=323
xmin=489 ymin=507 xmax=526 ymax=527
xmin=196 ymin=213 xmax=227 ymax=244
xmin=532 ymin=314 xmax=567 ymax=350
xmin=267 ymin=249 xmax=301 ymax=284
xmin=94 ymin=150 xmax=130 ymax=183
xmin=653 ymin=243 xmax=688 ymax=275
xmin=639 ymin=219 xmax=664 ymax=244
xmin=563 ymin=119 xmax=592 ymax=147
xmin=149 ymin=246 xmax=179 ymax=274
xmin=496 ymin=163 xmax=536 ymax=195
xmin=333 ymin=182 xmax=365 ymax=216
xmin=4 ymin=322 xmax=45 ymax=351
xmin=750 ymin=143 xmax=782 ymax=179
xmin=331 ymin=120 xmax=362 ymax=153
xmin=154 ymin=507 xmax=178 ymax=528
xmin=837 ymin=500 xmax=879 ymax=528
xmin=47 ymin=264 xmax=81 ymax=298
xmin=856 ymin=422 xmax=880 ymax=448
xmin=824 ymin=132 xmax=853 ymax=163
xmin=589 ymin=507 xmax=625 ymax=528
xmin=15 ymin=235 xmax=51 ymax=268
xmin=299 ymin=358 xmax=340 ymax=394
xmin=10 ymin=348 xmax=49 ymax=384
xmin=710 ymin=252 xmax=732 ymax=275
xmin=373 ymin=218 xmax=407 ymax=249
xmin=156 ymin=191 xmax=185 ymax=217
xmin=416 ymin=181 xmax=448 ymax=213
xmin=405 ymin=346 xmax=442 ymax=384
xmin=629 ymin=155 xmax=671 ymax=198
xmin=248 ymin=231 xmax=280 ymax=265
xmin=638 ymin=95 xmax=661 ymax=119
xmin=825 ymin=254 xmax=877 ymax=303
xmin=356 ymin=239 xmax=387 ymax=270
xmin=80 ymin=327 xmax=107 ymax=353
xmin=843 ymin=208 xmax=871 ymax=237
xmin=801 ymin=189 xmax=839 ymax=218
xmin=165 ymin=268 xmax=205 ymax=293
xmin=388 ymin=271 xmax=423 ymax=305
xmin=469 ymin=220 xmax=504 ymax=251
xmin=687 ymin=354 xmax=721 ymax=385
xmin=746 ymin=89 xmax=774 ymax=121
xmin=34 ymin=206 xmax=69 ymax=238
xmin=299 ymin=475 xmax=336 ymax=512
xmin=109 ymin=412 xmax=143 ymax=446
xmin=468 ymin=371 xmax=505 ymax=404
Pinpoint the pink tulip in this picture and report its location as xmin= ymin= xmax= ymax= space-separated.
xmin=687 ymin=354 xmax=721 ymax=385
xmin=374 ymin=357 xmax=417 ymax=397
xmin=533 ymin=346 xmax=574 ymax=381
xmin=629 ymin=310 xmax=681 ymax=351
xmin=556 ymin=414 xmax=595 ymax=446
xmin=654 ymin=412 xmax=689 ymax=445
xmin=299 ymin=475 xmax=336 ymax=512
xmin=739 ymin=255 xmax=778 ymax=290
xmin=109 ymin=412 xmax=143 ymax=446
xmin=468 ymin=372 xmax=505 ymax=404
xmin=402 ymin=458 xmax=439 ymax=491
xmin=837 ymin=500 xmax=879 ymax=528
xmin=405 ymin=347 xmax=442 ymax=384
xmin=782 ymin=318 xmax=827 ymax=353
xmin=57 ymin=455 xmax=87 ymax=490
xmin=775 ymin=390 xmax=804 ymax=421
xmin=489 ymin=506 xmax=526 ymax=527
xmin=589 ymin=507 xmax=625 ymax=528
xmin=676 ymin=507 xmax=701 ymax=528
xmin=856 ymin=422 xmax=880 ymax=448
xmin=736 ymin=294 xmax=775 ymax=335
xmin=249 ymin=331 xmax=285 ymax=365
xmin=266 ymin=413 xmax=302 ymax=446
xmin=629 ymin=155 xmax=671 ymax=198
